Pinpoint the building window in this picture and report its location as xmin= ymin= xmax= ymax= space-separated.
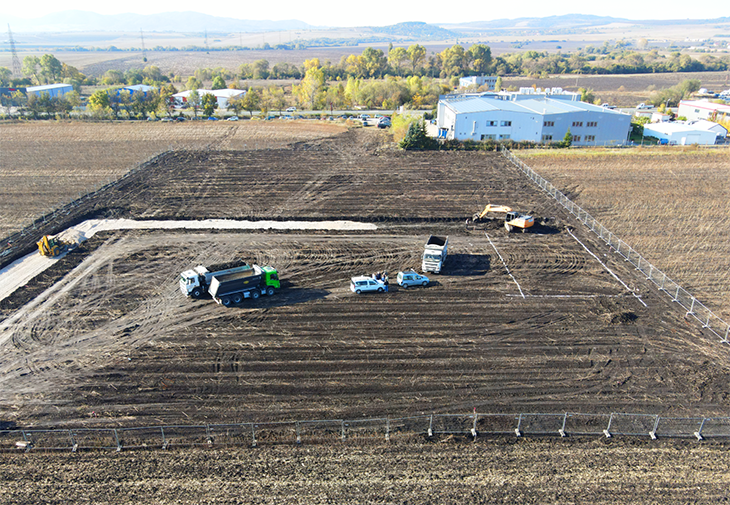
xmin=572 ymin=121 xmax=583 ymax=127
xmin=499 ymin=134 xmax=511 ymax=140
xmin=542 ymin=134 xmax=553 ymax=142
xmin=585 ymin=135 xmax=595 ymax=142
xmin=486 ymin=120 xmax=496 ymax=126
xmin=501 ymin=120 xmax=512 ymax=127
xmin=572 ymin=135 xmax=581 ymax=142
xmin=543 ymin=121 xmax=554 ymax=127
xmin=587 ymin=121 xmax=597 ymax=127
xmin=481 ymin=134 xmax=496 ymax=140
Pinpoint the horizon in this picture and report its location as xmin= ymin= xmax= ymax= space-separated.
xmin=2 ymin=2 xmax=728 ymax=28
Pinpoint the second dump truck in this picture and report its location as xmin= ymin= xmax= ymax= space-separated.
xmin=422 ymin=235 xmax=448 ymax=274
xmin=208 ymin=265 xmax=280 ymax=306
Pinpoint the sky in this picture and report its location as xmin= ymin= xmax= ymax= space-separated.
xmin=3 ymin=0 xmax=729 ymax=27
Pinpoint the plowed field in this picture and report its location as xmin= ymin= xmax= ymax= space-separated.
xmin=1 ymin=128 xmax=729 ymax=504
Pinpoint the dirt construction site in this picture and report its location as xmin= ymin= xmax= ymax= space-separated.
xmin=2 ymin=125 xmax=730 ymax=503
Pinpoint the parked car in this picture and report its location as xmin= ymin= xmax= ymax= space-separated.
xmin=226 ymin=116 xmax=239 ymax=121
xmin=286 ymin=107 xmax=297 ymax=112
xmin=207 ymin=116 xmax=219 ymax=121
xmin=160 ymin=117 xmax=173 ymax=122
xmin=350 ymin=275 xmax=387 ymax=294
xmin=377 ymin=117 xmax=392 ymax=129
xmin=175 ymin=116 xmax=186 ymax=121
xmin=397 ymin=270 xmax=429 ymax=288
xmin=637 ymin=103 xmax=652 ymax=110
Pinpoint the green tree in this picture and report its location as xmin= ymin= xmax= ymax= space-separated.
xmin=361 ymin=48 xmax=388 ymax=78
xmin=399 ymin=118 xmax=437 ymax=150
xmin=468 ymin=44 xmax=492 ymax=74
xmin=494 ymin=76 xmax=503 ymax=91
xmin=439 ymin=45 xmax=468 ymax=77
xmin=241 ymin=89 xmax=261 ymax=117
xmin=39 ymin=54 xmax=63 ymax=83
xmin=201 ymin=92 xmax=217 ymax=117
xmin=88 ymin=89 xmax=112 ymax=118
xmin=211 ymin=75 xmax=226 ymax=90
xmin=262 ymin=86 xmax=286 ymax=114
xmin=252 ymin=60 xmax=270 ymax=80
xmin=187 ymin=89 xmax=201 ymax=118
xmin=22 ymin=56 xmax=41 ymax=84
xmin=0 ymin=67 xmax=11 ymax=86
xmin=406 ymin=44 xmax=426 ymax=74
xmin=561 ymin=128 xmax=572 ymax=148
xmin=186 ymin=76 xmax=203 ymax=91
xmin=388 ymin=47 xmax=408 ymax=75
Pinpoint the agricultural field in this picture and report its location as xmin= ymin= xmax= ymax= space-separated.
xmin=1 ymin=126 xmax=730 ymax=502
xmin=518 ymin=147 xmax=730 ymax=320
xmin=0 ymin=120 xmax=346 ymax=238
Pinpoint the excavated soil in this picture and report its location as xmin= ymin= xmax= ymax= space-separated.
xmin=1 ymin=129 xmax=729 ymax=503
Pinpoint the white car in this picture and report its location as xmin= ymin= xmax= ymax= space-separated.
xmin=350 ymin=276 xmax=388 ymax=294
xmin=226 ymin=116 xmax=239 ymax=121
xmin=397 ymin=270 xmax=429 ymax=288
xmin=286 ymin=107 xmax=297 ymax=113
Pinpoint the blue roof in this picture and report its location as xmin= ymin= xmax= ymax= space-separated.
xmin=444 ymin=95 xmax=627 ymax=116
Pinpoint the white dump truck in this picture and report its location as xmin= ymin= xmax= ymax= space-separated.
xmin=421 ymin=235 xmax=448 ymax=274
xmin=179 ymin=263 xmax=253 ymax=298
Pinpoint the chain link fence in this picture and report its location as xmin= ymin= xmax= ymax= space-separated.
xmin=3 ymin=412 xmax=728 ymax=452
xmin=500 ymin=147 xmax=730 ymax=344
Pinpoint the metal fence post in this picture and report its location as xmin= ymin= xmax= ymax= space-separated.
xmin=687 ymin=298 xmax=696 ymax=316
xmin=515 ymin=414 xmax=523 ymax=437
xmin=114 ymin=429 xmax=122 ymax=451
xmin=650 ymin=416 xmax=660 ymax=440
xmin=385 ymin=418 xmax=390 ymax=442
xmin=296 ymin=421 xmax=301 ymax=444
xmin=695 ymin=418 xmax=706 ymax=441
xmin=604 ymin=414 xmax=613 ymax=438
xmin=559 ymin=413 xmax=568 ymax=437
xmin=428 ymin=415 xmax=433 ymax=438
xmin=251 ymin=424 xmax=257 ymax=447
xmin=472 ymin=411 xmax=478 ymax=439
xmin=161 ymin=427 xmax=167 ymax=449
xmin=341 ymin=420 xmax=346 ymax=441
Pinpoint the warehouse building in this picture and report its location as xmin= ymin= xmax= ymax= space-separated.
xmin=172 ymin=89 xmax=246 ymax=109
xmin=26 ymin=83 xmax=73 ymax=99
xmin=437 ymin=89 xmax=632 ymax=146
xmin=642 ymin=121 xmax=720 ymax=145
xmin=678 ymin=100 xmax=730 ymax=122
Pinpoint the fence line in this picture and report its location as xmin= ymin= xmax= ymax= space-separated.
xmin=2 ymin=411 xmax=727 ymax=452
xmin=499 ymin=147 xmax=730 ymax=344
xmin=0 ymin=150 xmax=171 ymax=265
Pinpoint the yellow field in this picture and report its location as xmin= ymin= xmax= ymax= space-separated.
xmin=518 ymin=147 xmax=730 ymax=319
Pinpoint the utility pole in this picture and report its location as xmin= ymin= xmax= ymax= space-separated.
xmin=140 ymin=29 xmax=147 ymax=62
xmin=7 ymin=24 xmax=21 ymax=78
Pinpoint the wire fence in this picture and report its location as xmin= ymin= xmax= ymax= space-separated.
xmin=3 ymin=411 xmax=729 ymax=452
xmin=0 ymin=150 xmax=171 ymax=267
xmin=500 ymin=147 xmax=730 ymax=344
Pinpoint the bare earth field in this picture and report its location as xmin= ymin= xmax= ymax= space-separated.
xmin=519 ymin=147 xmax=730 ymax=320
xmin=0 ymin=120 xmax=346 ymax=238
xmin=3 ymin=439 xmax=730 ymax=504
xmin=1 ymin=127 xmax=730 ymax=503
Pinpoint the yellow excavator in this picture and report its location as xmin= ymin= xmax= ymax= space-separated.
xmin=469 ymin=204 xmax=535 ymax=232
xmin=37 ymin=235 xmax=65 ymax=257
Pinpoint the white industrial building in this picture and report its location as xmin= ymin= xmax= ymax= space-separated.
xmin=173 ymin=89 xmax=246 ymax=109
xmin=642 ymin=122 xmax=719 ymax=145
xmin=459 ymin=75 xmax=498 ymax=89
xmin=678 ymin=100 xmax=730 ymax=121
xmin=26 ymin=83 xmax=73 ymax=99
xmin=437 ymin=89 xmax=632 ymax=146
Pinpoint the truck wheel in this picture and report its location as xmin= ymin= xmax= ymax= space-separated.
xmin=266 ymin=286 xmax=275 ymax=296
xmin=192 ymin=288 xmax=202 ymax=298
xmin=221 ymin=296 xmax=232 ymax=307
xmin=233 ymin=293 xmax=243 ymax=304
xmin=252 ymin=290 xmax=260 ymax=299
